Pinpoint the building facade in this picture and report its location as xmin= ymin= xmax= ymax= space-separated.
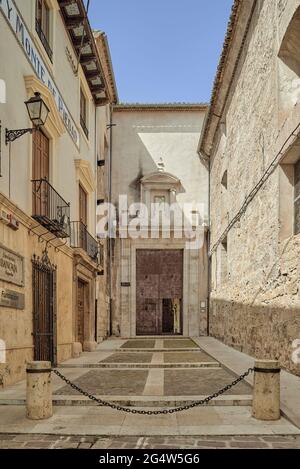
xmin=199 ymin=0 xmax=300 ymax=375
xmin=94 ymin=31 xmax=118 ymax=341
xmin=0 ymin=0 xmax=115 ymax=387
xmin=110 ymin=104 xmax=209 ymax=338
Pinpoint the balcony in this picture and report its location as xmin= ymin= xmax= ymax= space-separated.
xmin=35 ymin=19 xmax=53 ymax=63
xmin=71 ymin=221 xmax=100 ymax=263
xmin=32 ymin=179 xmax=71 ymax=238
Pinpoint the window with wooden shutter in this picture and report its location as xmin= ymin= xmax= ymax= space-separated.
xmin=32 ymin=129 xmax=50 ymax=217
xmin=36 ymin=0 xmax=52 ymax=61
xmin=79 ymin=184 xmax=88 ymax=226
xmin=80 ymin=88 xmax=89 ymax=138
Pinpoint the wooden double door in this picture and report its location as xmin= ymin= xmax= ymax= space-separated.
xmin=136 ymin=250 xmax=183 ymax=336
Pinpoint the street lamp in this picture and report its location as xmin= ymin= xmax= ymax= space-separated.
xmin=5 ymin=92 xmax=50 ymax=145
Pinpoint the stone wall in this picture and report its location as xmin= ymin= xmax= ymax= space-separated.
xmin=209 ymin=0 xmax=300 ymax=375
xmin=0 ymin=197 xmax=74 ymax=387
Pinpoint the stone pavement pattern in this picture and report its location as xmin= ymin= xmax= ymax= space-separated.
xmin=0 ymin=434 xmax=300 ymax=449
xmin=0 ymin=337 xmax=299 ymax=442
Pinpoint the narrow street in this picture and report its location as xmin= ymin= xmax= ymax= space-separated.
xmin=1 ymin=0 xmax=300 ymax=456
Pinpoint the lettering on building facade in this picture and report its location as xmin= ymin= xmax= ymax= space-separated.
xmin=0 ymin=288 xmax=25 ymax=309
xmin=0 ymin=245 xmax=24 ymax=286
xmin=0 ymin=0 xmax=80 ymax=148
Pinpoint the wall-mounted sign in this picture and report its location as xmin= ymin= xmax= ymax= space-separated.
xmin=0 ymin=245 xmax=24 ymax=286
xmin=121 ymin=282 xmax=131 ymax=287
xmin=0 ymin=0 xmax=80 ymax=149
xmin=0 ymin=288 xmax=25 ymax=309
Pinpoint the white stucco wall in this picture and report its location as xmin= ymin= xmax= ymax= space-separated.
xmin=111 ymin=109 xmax=208 ymax=221
xmin=0 ymin=0 xmax=99 ymax=234
xmin=110 ymin=107 xmax=209 ymax=337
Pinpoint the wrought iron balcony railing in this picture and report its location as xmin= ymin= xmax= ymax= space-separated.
xmin=35 ymin=19 xmax=53 ymax=62
xmin=71 ymin=221 xmax=100 ymax=263
xmin=32 ymin=179 xmax=71 ymax=238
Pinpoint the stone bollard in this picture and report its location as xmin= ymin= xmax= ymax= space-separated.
xmin=26 ymin=361 xmax=53 ymax=420
xmin=252 ymin=360 xmax=281 ymax=421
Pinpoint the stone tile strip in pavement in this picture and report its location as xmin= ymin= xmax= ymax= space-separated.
xmin=0 ymin=434 xmax=300 ymax=449
xmin=193 ymin=337 xmax=300 ymax=430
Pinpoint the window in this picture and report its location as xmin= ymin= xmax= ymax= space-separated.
xmin=294 ymin=160 xmax=300 ymax=235
xmin=278 ymin=7 xmax=300 ymax=78
xmin=36 ymin=0 xmax=52 ymax=62
xmin=221 ymin=170 xmax=228 ymax=189
xmin=221 ymin=170 xmax=228 ymax=224
xmin=220 ymin=238 xmax=228 ymax=285
xmin=154 ymin=196 xmax=166 ymax=205
xmin=79 ymin=184 xmax=88 ymax=226
xmin=80 ymin=88 xmax=89 ymax=139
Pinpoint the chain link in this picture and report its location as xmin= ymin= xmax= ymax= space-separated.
xmin=52 ymin=367 xmax=254 ymax=415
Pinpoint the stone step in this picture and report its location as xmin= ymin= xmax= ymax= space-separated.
xmin=0 ymin=395 xmax=253 ymax=407
xmin=58 ymin=363 xmax=221 ymax=369
xmin=93 ymin=348 xmax=204 ymax=353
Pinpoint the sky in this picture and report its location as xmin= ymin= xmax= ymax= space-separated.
xmin=87 ymin=0 xmax=233 ymax=104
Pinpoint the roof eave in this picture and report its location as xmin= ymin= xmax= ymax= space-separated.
xmin=113 ymin=103 xmax=209 ymax=112
xmin=94 ymin=31 xmax=119 ymax=104
xmin=198 ymin=0 xmax=257 ymax=157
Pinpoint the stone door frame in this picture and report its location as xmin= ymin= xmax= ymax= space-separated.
xmin=73 ymin=254 xmax=97 ymax=353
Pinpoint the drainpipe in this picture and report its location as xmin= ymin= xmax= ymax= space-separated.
xmin=94 ymin=104 xmax=98 ymax=343
xmin=207 ymin=155 xmax=211 ymax=337
xmin=108 ymin=104 xmax=113 ymax=336
xmin=199 ymin=151 xmax=211 ymax=337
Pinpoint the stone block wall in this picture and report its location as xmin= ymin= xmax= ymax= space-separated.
xmin=209 ymin=0 xmax=300 ymax=375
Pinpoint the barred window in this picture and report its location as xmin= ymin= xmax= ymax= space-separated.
xmin=294 ymin=160 xmax=300 ymax=235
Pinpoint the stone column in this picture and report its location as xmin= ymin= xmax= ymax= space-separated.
xmin=26 ymin=361 xmax=53 ymax=420
xmin=252 ymin=360 xmax=280 ymax=421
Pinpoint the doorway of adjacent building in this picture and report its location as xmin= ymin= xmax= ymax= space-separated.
xmin=136 ymin=250 xmax=183 ymax=336
xmin=77 ymin=279 xmax=87 ymax=347
xmin=32 ymin=254 xmax=57 ymax=365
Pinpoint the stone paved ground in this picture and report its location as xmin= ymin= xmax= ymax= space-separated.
xmin=164 ymin=339 xmax=198 ymax=348
xmin=164 ymin=368 xmax=251 ymax=395
xmin=0 ymin=434 xmax=299 ymax=449
xmin=54 ymin=369 xmax=149 ymax=396
xmin=163 ymin=351 xmax=217 ymax=363
xmin=99 ymin=352 xmax=153 ymax=363
xmin=121 ymin=340 xmax=156 ymax=349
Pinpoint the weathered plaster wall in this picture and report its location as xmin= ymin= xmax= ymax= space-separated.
xmin=209 ymin=0 xmax=300 ymax=375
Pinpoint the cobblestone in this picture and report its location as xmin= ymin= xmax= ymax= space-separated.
xmin=0 ymin=434 xmax=299 ymax=449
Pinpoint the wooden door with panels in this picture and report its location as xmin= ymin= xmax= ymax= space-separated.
xmin=77 ymin=279 xmax=87 ymax=347
xmin=136 ymin=250 xmax=183 ymax=335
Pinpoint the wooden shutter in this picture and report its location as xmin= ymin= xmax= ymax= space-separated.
xmin=32 ymin=129 xmax=49 ymax=181
xmin=79 ymin=184 xmax=88 ymax=225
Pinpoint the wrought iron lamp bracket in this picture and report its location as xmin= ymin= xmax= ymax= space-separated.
xmin=5 ymin=127 xmax=34 ymax=145
xmin=55 ymin=239 xmax=68 ymax=252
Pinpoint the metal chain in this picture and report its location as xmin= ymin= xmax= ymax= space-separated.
xmin=53 ymin=367 xmax=254 ymax=415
